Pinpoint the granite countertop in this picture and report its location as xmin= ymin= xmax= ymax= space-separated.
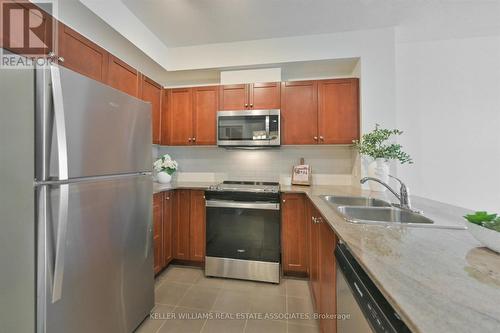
xmin=281 ymin=185 xmax=500 ymax=333
xmin=154 ymin=181 xmax=500 ymax=332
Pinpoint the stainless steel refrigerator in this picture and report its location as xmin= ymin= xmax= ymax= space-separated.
xmin=0 ymin=56 xmax=154 ymax=333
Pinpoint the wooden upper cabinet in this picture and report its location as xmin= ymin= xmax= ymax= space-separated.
xmin=107 ymin=55 xmax=140 ymax=97
xmin=219 ymin=83 xmax=280 ymax=110
xmin=162 ymin=191 xmax=173 ymax=266
xmin=192 ymin=86 xmax=218 ymax=145
xmin=318 ymin=78 xmax=359 ymax=144
xmin=141 ymin=76 xmax=163 ymax=144
xmin=249 ymin=82 xmax=280 ymax=109
xmin=172 ymin=190 xmax=191 ymax=260
xmin=168 ymin=88 xmax=193 ymax=145
xmin=319 ymin=220 xmax=337 ymax=333
xmin=219 ymin=84 xmax=248 ymax=110
xmin=58 ymin=23 xmax=108 ymax=82
xmin=161 ymin=89 xmax=170 ymax=145
xmin=282 ymin=193 xmax=308 ymax=275
xmin=153 ymin=193 xmax=164 ymax=275
xmin=189 ymin=190 xmax=206 ymax=262
xmin=281 ymin=81 xmax=318 ymax=145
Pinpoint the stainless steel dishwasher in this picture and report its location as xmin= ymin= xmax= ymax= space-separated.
xmin=335 ymin=243 xmax=411 ymax=333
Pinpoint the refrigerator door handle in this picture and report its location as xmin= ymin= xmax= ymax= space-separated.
xmin=50 ymin=65 xmax=69 ymax=181
xmin=52 ymin=184 xmax=69 ymax=303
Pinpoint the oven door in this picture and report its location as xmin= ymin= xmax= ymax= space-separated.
xmin=205 ymin=199 xmax=281 ymax=262
xmin=217 ymin=109 xmax=280 ymax=147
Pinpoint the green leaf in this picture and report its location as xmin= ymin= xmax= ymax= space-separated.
xmin=482 ymin=219 xmax=500 ymax=232
xmin=354 ymin=124 xmax=413 ymax=164
xmin=464 ymin=211 xmax=498 ymax=224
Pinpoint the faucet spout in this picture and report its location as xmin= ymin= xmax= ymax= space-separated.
xmin=360 ymin=177 xmax=401 ymax=201
xmin=360 ymin=176 xmax=412 ymax=210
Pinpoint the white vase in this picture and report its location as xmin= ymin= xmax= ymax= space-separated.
xmin=367 ymin=158 xmax=389 ymax=192
xmin=467 ymin=222 xmax=500 ymax=253
xmin=157 ymin=172 xmax=172 ymax=184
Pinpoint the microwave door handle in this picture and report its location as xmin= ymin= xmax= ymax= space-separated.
xmin=265 ymin=115 xmax=270 ymax=139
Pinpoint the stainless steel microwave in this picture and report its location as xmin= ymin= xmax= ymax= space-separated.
xmin=217 ymin=109 xmax=281 ymax=147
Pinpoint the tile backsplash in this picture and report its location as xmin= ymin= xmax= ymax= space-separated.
xmin=154 ymin=145 xmax=355 ymax=185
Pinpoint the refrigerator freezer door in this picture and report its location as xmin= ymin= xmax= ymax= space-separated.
xmin=37 ymin=175 xmax=154 ymax=333
xmin=37 ymin=65 xmax=152 ymax=181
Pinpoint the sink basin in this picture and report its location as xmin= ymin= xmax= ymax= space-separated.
xmin=321 ymin=195 xmax=391 ymax=207
xmin=337 ymin=206 xmax=435 ymax=226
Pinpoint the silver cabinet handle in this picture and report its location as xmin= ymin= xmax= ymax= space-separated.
xmin=192 ymin=137 xmax=196 ymax=142
xmin=250 ymin=103 xmax=253 ymax=107
xmin=319 ymin=136 xmax=324 ymax=141
xmin=52 ymin=184 xmax=69 ymax=302
xmin=245 ymin=103 xmax=249 ymax=107
xmin=188 ymin=138 xmax=192 ymax=142
xmin=313 ymin=136 xmax=318 ymax=141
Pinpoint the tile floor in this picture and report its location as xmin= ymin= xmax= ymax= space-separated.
xmin=135 ymin=265 xmax=320 ymax=333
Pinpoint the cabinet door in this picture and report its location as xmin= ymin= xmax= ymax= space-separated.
xmin=249 ymin=82 xmax=280 ymax=109
xmin=281 ymin=81 xmax=318 ymax=145
xmin=309 ymin=203 xmax=321 ymax=309
xmin=107 ymin=55 xmax=140 ymax=97
xmin=141 ymin=76 xmax=163 ymax=144
xmin=153 ymin=193 xmax=163 ymax=275
xmin=189 ymin=190 xmax=206 ymax=262
xmin=192 ymin=86 xmax=218 ymax=145
xmin=282 ymin=193 xmax=308 ymax=275
xmin=319 ymin=220 xmax=337 ymax=333
xmin=173 ymin=190 xmax=191 ymax=260
xmin=161 ymin=89 xmax=170 ymax=145
xmin=219 ymin=84 xmax=248 ymax=110
xmin=318 ymin=79 xmax=359 ymax=144
xmin=168 ymin=88 xmax=193 ymax=145
xmin=163 ymin=191 xmax=173 ymax=266
xmin=58 ymin=23 xmax=108 ymax=83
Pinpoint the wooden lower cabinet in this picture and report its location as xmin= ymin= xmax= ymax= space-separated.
xmin=319 ymin=220 xmax=337 ymax=333
xmin=282 ymin=193 xmax=309 ymax=275
xmin=189 ymin=190 xmax=206 ymax=261
xmin=308 ymin=201 xmax=321 ymax=307
xmin=162 ymin=191 xmax=173 ymax=266
xmin=308 ymin=201 xmax=338 ymax=333
xmin=173 ymin=189 xmax=191 ymax=260
xmin=153 ymin=193 xmax=164 ymax=274
xmin=172 ymin=189 xmax=206 ymax=262
xmin=153 ymin=191 xmax=174 ymax=275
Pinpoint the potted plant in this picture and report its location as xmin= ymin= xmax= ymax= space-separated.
xmin=464 ymin=211 xmax=500 ymax=253
xmin=153 ymin=154 xmax=178 ymax=184
xmin=353 ymin=124 xmax=413 ymax=192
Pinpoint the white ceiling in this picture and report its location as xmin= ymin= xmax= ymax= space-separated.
xmin=121 ymin=0 xmax=420 ymax=47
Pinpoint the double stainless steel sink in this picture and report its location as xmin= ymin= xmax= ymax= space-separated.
xmin=321 ymin=195 xmax=436 ymax=227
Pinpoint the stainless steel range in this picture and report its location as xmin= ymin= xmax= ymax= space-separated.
xmin=205 ymin=181 xmax=281 ymax=283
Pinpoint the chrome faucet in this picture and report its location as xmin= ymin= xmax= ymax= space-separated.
xmin=360 ymin=175 xmax=412 ymax=210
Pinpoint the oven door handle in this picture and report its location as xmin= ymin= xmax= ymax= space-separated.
xmin=206 ymin=199 xmax=280 ymax=210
